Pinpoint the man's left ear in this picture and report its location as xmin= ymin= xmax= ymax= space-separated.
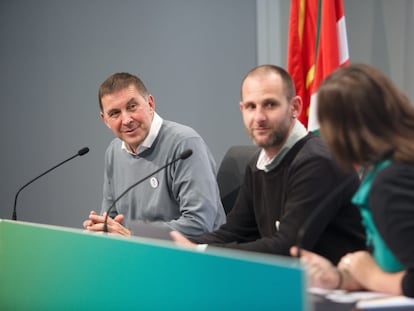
xmin=148 ymin=94 xmax=155 ymax=112
xmin=291 ymin=96 xmax=303 ymax=119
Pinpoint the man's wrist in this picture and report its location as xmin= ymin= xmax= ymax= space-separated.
xmin=335 ymin=268 xmax=344 ymax=289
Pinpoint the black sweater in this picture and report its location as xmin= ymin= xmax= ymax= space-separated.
xmin=193 ymin=133 xmax=366 ymax=264
xmin=371 ymin=163 xmax=414 ymax=298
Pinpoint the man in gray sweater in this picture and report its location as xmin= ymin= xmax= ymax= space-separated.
xmin=83 ymin=72 xmax=225 ymax=237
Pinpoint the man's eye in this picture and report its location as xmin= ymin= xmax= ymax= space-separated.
xmin=127 ymin=103 xmax=138 ymax=111
xmin=109 ymin=111 xmax=120 ymax=118
xmin=245 ymin=103 xmax=255 ymax=110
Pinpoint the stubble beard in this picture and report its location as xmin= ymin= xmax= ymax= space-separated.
xmin=250 ymin=123 xmax=290 ymax=149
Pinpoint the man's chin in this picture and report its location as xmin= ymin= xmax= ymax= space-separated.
xmin=252 ymin=140 xmax=268 ymax=148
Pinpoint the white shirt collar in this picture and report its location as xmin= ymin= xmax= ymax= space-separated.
xmin=121 ymin=112 xmax=163 ymax=155
xmin=256 ymin=120 xmax=308 ymax=172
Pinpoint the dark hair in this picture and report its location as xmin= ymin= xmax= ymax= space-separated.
xmin=98 ymin=72 xmax=149 ymax=112
xmin=317 ymin=64 xmax=414 ymax=167
xmin=241 ymin=64 xmax=296 ymax=101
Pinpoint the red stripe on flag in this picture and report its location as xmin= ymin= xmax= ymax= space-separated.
xmin=287 ymin=0 xmax=349 ymax=130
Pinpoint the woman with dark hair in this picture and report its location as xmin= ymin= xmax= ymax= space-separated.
xmin=291 ymin=64 xmax=414 ymax=297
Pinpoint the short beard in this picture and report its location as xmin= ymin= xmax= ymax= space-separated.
xmin=250 ymin=125 xmax=290 ymax=149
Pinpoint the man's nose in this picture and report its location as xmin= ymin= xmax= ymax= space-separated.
xmin=253 ymin=108 xmax=266 ymax=122
xmin=121 ymin=111 xmax=133 ymax=124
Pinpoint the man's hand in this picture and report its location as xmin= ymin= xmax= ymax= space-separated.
xmin=170 ymin=231 xmax=198 ymax=249
xmin=83 ymin=210 xmax=131 ymax=237
xmin=290 ymin=246 xmax=342 ymax=289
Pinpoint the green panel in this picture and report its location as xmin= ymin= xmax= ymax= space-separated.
xmin=0 ymin=220 xmax=308 ymax=310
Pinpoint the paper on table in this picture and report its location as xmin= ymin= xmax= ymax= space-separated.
xmin=356 ymin=295 xmax=414 ymax=309
xmin=310 ymin=287 xmax=414 ymax=308
xmin=309 ymin=287 xmax=391 ymax=304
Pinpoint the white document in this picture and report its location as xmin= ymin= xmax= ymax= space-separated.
xmin=309 ymin=287 xmax=414 ymax=309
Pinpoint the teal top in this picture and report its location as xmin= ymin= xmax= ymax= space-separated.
xmin=352 ymin=160 xmax=404 ymax=272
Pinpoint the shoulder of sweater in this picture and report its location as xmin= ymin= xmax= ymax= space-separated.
xmin=373 ymin=162 xmax=414 ymax=188
xmin=245 ymin=134 xmax=332 ymax=174
xmin=106 ymin=138 xmax=122 ymax=152
xmin=161 ymin=120 xmax=200 ymax=138
xmin=292 ymin=133 xmax=332 ymax=161
xmin=370 ymin=163 xmax=414 ymax=226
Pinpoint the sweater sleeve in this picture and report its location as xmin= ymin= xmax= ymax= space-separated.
xmin=371 ymin=164 xmax=414 ymax=298
xmin=192 ymin=164 xmax=262 ymax=245
xmin=155 ymin=136 xmax=226 ymax=237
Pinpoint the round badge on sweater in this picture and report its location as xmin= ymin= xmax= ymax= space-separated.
xmin=150 ymin=177 xmax=159 ymax=188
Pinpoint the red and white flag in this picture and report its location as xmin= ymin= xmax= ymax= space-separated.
xmin=287 ymin=0 xmax=349 ymax=131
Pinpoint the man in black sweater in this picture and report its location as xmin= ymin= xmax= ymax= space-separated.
xmin=171 ymin=65 xmax=365 ymax=264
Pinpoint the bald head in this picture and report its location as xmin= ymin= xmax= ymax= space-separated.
xmin=241 ymin=65 xmax=296 ymax=101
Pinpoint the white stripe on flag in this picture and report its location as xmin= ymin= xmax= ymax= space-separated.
xmin=308 ymin=92 xmax=319 ymax=132
xmin=337 ymin=16 xmax=349 ymax=65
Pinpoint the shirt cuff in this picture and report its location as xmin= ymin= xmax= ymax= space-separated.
xmin=195 ymin=244 xmax=208 ymax=252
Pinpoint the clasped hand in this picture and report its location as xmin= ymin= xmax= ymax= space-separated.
xmin=83 ymin=210 xmax=131 ymax=237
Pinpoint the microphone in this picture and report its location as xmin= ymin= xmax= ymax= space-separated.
xmin=295 ymin=147 xmax=395 ymax=258
xmin=12 ymin=147 xmax=90 ymax=221
xmin=103 ymin=149 xmax=193 ymax=233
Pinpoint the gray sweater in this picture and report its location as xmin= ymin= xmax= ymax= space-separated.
xmin=101 ymin=119 xmax=226 ymax=237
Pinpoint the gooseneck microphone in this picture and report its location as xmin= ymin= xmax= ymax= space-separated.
xmin=12 ymin=147 xmax=90 ymax=221
xmin=103 ymin=149 xmax=193 ymax=233
xmin=295 ymin=147 xmax=396 ymax=258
